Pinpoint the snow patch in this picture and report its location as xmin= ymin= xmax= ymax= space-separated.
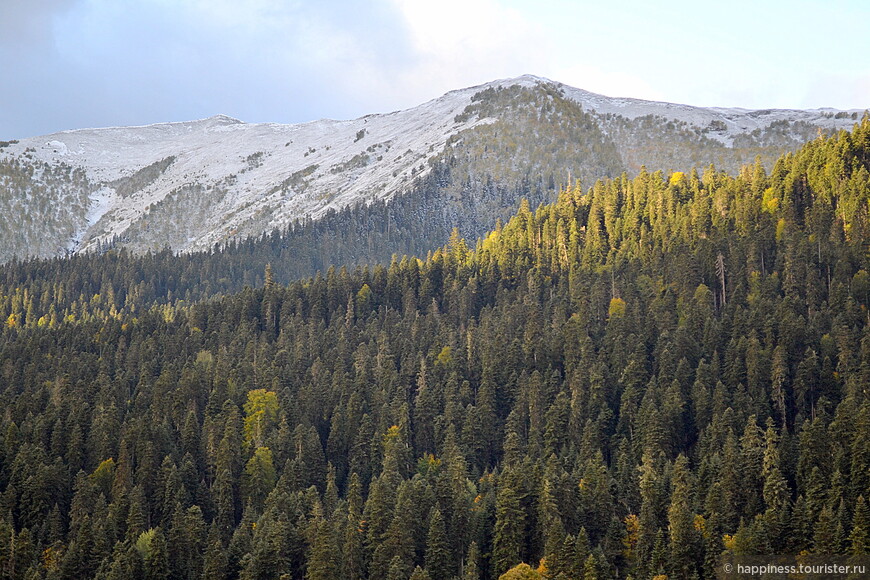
xmin=46 ymin=140 xmax=69 ymax=155
xmin=10 ymin=74 xmax=866 ymax=256
xmin=86 ymin=186 xmax=115 ymax=229
xmin=68 ymin=186 xmax=116 ymax=251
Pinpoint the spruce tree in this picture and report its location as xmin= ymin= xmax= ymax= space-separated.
xmin=463 ymin=541 xmax=481 ymax=580
xmin=668 ymin=454 xmax=698 ymax=578
xmin=425 ymin=508 xmax=451 ymax=580
xmin=849 ymin=495 xmax=869 ymax=555
xmin=493 ymin=472 xmax=525 ymax=577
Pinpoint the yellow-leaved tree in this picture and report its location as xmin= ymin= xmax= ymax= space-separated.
xmin=243 ymin=389 xmax=279 ymax=449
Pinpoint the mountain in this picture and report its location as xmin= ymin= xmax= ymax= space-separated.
xmin=0 ymin=74 xmax=864 ymax=263
xmin=0 ymin=115 xmax=868 ymax=579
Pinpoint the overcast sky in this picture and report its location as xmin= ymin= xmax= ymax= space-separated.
xmin=1 ymin=0 xmax=868 ymax=139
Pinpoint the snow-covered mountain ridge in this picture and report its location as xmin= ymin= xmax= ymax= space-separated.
xmin=0 ymin=75 xmax=864 ymax=262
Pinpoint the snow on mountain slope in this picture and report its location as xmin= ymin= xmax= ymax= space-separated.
xmin=2 ymin=85 xmax=494 ymax=254
xmin=555 ymin=80 xmax=864 ymax=146
xmin=0 ymin=74 xmax=864 ymax=260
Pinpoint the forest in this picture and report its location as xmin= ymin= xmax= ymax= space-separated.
xmin=0 ymin=117 xmax=868 ymax=579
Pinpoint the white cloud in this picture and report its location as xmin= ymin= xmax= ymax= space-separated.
xmin=553 ymin=64 xmax=668 ymax=102
xmin=2 ymin=0 xmax=866 ymax=139
xmin=383 ymin=0 xmax=670 ymax=109
xmin=384 ymin=0 xmax=551 ymax=102
xmin=395 ymin=0 xmax=531 ymax=56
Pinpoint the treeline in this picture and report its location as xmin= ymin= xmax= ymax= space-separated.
xmin=0 ymin=118 xmax=868 ymax=579
xmin=0 ymin=152 xmax=561 ymax=329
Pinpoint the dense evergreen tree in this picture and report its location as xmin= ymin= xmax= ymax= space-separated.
xmin=0 ymin=116 xmax=867 ymax=578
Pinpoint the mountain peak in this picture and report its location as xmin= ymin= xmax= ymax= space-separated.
xmin=499 ymin=73 xmax=556 ymax=85
xmin=205 ymin=114 xmax=244 ymax=125
xmin=0 ymin=76 xmax=864 ymax=263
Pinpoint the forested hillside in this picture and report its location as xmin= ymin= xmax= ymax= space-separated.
xmin=0 ymin=118 xmax=868 ymax=579
xmin=1 ymin=76 xmax=861 ymax=264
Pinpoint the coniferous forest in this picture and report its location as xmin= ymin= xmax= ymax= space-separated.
xmin=0 ymin=119 xmax=869 ymax=579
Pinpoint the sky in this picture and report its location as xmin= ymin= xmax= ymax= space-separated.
xmin=1 ymin=0 xmax=868 ymax=139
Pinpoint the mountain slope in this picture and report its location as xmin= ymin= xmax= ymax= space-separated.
xmin=0 ymin=116 xmax=868 ymax=579
xmin=0 ymin=75 xmax=863 ymax=263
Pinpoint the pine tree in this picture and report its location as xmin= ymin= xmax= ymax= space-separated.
xmin=324 ymin=463 xmax=339 ymax=517
xmin=813 ymin=505 xmax=837 ymax=555
xmin=850 ymin=404 xmax=870 ymax=501
xmin=425 ymin=508 xmax=451 ymax=580
xmin=849 ymin=495 xmax=869 ymax=555
xmin=410 ymin=566 xmax=433 ymax=580
xmin=242 ymin=507 xmax=294 ymax=580
xmin=493 ymin=471 xmax=526 ymax=577
xmin=242 ymin=446 xmax=277 ymax=510
xmin=386 ymin=554 xmax=411 ymax=580
xmin=636 ymin=449 xmax=661 ymax=574
xmin=143 ymin=528 xmax=170 ymax=580
xmin=201 ymin=523 xmax=229 ymax=580
xmin=650 ymin=529 xmax=668 ymax=578
xmin=126 ymin=484 xmax=149 ymax=541
xmin=463 ymin=541 xmax=480 ymax=580
xmin=306 ymin=513 xmax=340 ymax=580
xmin=762 ymin=419 xmax=789 ymax=550
xmin=669 ymin=455 xmax=699 ymax=579
xmin=537 ymin=475 xmax=565 ymax=569
xmin=371 ymin=481 xmax=417 ymax=580
xmin=582 ymin=553 xmax=599 ymax=580
xmin=168 ymin=503 xmax=206 ymax=579
xmin=739 ymin=416 xmax=765 ymax=518
xmin=342 ymin=473 xmax=365 ymax=580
